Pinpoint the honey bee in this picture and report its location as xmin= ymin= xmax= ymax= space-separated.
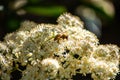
xmin=54 ymin=33 xmax=68 ymax=43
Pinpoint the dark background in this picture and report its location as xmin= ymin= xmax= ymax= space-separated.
xmin=0 ymin=0 xmax=120 ymax=80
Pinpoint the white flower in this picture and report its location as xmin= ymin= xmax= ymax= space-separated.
xmin=0 ymin=13 xmax=119 ymax=80
xmin=41 ymin=58 xmax=60 ymax=69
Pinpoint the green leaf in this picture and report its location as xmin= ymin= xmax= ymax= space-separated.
xmin=24 ymin=6 xmax=67 ymax=17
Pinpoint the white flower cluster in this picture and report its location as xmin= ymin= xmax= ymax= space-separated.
xmin=0 ymin=13 xmax=120 ymax=80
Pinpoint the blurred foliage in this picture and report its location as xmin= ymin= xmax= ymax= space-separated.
xmin=0 ymin=0 xmax=115 ymax=36
xmin=24 ymin=6 xmax=66 ymax=17
xmin=79 ymin=0 xmax=115 ymax=19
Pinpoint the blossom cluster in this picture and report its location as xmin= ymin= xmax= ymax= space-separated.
xmin=0 ymin=13 xmax=120 ymax=80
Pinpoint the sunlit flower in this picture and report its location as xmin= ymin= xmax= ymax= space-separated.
xmin=0 ymin=13 xmax=119 ymax=80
